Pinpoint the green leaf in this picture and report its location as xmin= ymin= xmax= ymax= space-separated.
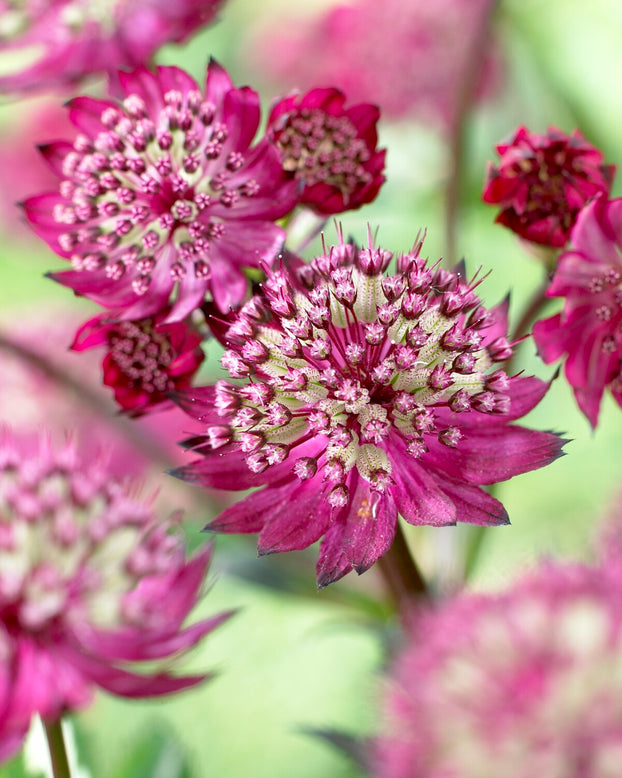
xmin=108 ymin=728 xmax=195 ymax=778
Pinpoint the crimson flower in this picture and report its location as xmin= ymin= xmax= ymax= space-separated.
xmin=483 ymin=126 xmax=615 ymax=248
xmin=24 ymin=61 xmax=298 ymax=320
xmin=533 ymin=197 xmax=622 ymax=428
xmin=0 ymin=427 xmax=229 ymax=762
xmin=374 ymin=559 xmax=622 ymax=778
xmin=172 ymin=233 xmax=564 ymax=587
xmin=267 ymin=88 xmax=386 ymax=215
xmin=0 ymin=0 xmax=227 ymax=94
xmin=72 ymin=310 xmax=205 ymax=415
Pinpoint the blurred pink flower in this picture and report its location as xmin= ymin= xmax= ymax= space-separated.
xmin=0 ymin=307 xmax=202 ymax=475
xmin=0 ymin=0 xmax=227 ymax=94
xmin=374 ymin=559 xmax=622 ymax=778
xmin=0 ymin=426 xmax=230 ymax=762
xmin=0 ymin=99 xmax=75 ymax=240
xmin=24 ymin=61 xmax=298 ymax=320
xmin=249 ymin=0 xmax=500 ymax=128
xmin=172 ymin=232 xmax=564 ymax=587
xmin=267 ymin=87 xmax=385 ymax=215
xmin=533 ymin=197 xmax=622 ymax=427
xmin=72 ymin=309 xmax=205 ymax=416
xmin=483 ymin=126 xmax=615 ymax=249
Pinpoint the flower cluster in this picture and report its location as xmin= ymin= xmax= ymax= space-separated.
xmin=483 ymin=126 xmax=615 ymax=248
xmin=24 ymin=61 xmax=298 ymax=320
xmin=0 ymin=427 xmax=228 ymax=759
xmin=172 ymin=233 xmax=564 ymax=587
xmin=533 ymin=197 xmax=622 ymax=427
xmin=267 ymin=88 xmax=386 ymax=216
xmin=72 ymin=310 xmax=205 ymax=415
xmin=0 ymin=0 xmax=227 ymax=93
xmin=374 ymin=558 xmax=622 ymax=778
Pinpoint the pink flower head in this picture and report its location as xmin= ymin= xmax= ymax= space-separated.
xmin=72 ymin=310 xmax=205 ymax=415
xmin=374 ymin=560 xmax=622 ymax=778
xmin=172 ymin=232 xmax=564 ymax=587
xmin=483 ymin=126 xmax=615 ymax=248
xmin=24 ymin=61 xmax=298 ymax=320
xmin=267 ymin=88 xmax=386 ymax=216
xmin=0 ymin=0 xmax=227 ymax=94
xmin=0 ymin=426 xmax=229 ymax=761
xmin=250 ymin=0 xmax=501 ymax=128
xmin=533 ymin=197 xmax=622 ymax=428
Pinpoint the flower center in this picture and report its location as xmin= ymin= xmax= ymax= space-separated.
xmin=208 ymin=244 xmax=511 ymax=508
xmin=275 ymin=107 xmax=372 ymax=198
xmin=108 ymin=319 xmax=174 ymax=395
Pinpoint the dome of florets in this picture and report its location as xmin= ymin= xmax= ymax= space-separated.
xmin=172 ymin=230 xmax=565 ymax=587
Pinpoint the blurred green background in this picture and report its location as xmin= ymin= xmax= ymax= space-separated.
xmin=2 ymin=0 xmax=622 ymax=776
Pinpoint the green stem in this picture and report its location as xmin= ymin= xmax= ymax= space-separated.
xmin=43 ymin=718 xmax=71 ymax=778
xmin=377 ymin=523 xmax=428 ymax=615
xmin=510 ymin=278 xmax=550 ymax=342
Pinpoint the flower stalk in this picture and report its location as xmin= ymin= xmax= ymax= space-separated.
xmin=43 ymin=719 xmax=71 ymax=778
xmin=376 ymin=524 xmax=428 ymax=613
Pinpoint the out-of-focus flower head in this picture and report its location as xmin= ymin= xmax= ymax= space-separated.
xmin=0 ymin=0 xmax=227 ymax=94
xmin=483 ymin=126 xmax=615 ymax=249
xmin=23 ymin=60 xmax=298 ymax=320
xmin=249 ymin=0 xmax=501 ymax=128
xmin=171 ymin=230 xmax=564 ymax=588
xmin=267 ymin=87 xmax=385 ymax=216
xmin=72 ymin=309 xmax=205 ymax=416
xmin=373 ymin=559 xmax=622 ymax=778
xmin=533 ymin=197 xmax=622 ymax=428
xmin=0 ymin=307 xmax=202 ymax=476
xmin=0 ymin=426 xmax=229 ymax=761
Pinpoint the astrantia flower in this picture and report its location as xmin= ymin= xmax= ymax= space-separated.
xmin=72 ymin=310 xmax=205 ymax=415
xmin=267 ymin=88 xmax=386 ymax=216
xmin=483 ymin=126 xmax=615 ymax=248
xmin=533 ymin=197 xmax=622 ymax=428
xmin=0 ymin=427 xmax=228 ymax=761
xmin=172 ymin=232 xmax=564 ymax=587
xmin=249 ymin=0 xmax=501 ymax=128
xmin=0 ymin=0 xmax=226 ymax=94
xmin=374 ymin=560 xmax=622 ymax=778
xmin=24 ymin=61 xmax=298 ymax=320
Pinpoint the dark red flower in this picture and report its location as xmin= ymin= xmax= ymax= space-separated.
xmin=72 ymin=310 xmax=205 ymax=415
xmin=267 ymin=88 xmax=386 ymax=216
xmin=483 ymin=126 xmax=614 ymax=248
